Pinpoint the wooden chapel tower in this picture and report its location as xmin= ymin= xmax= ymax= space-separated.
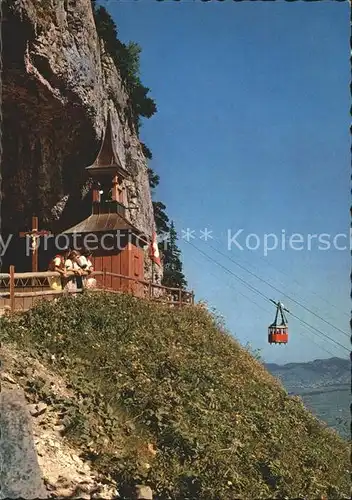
xmin=63 ymin=113 xmax=147 ymax=293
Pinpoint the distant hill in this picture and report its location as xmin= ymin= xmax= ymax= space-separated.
xmin=265 ymin=357 xmax=350 ymax=392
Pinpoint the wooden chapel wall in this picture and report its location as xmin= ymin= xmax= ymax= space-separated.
xmin=92 ymin=243 xmax=144 ymax=294
xmin=127 ymin=243 xmax=145 ymax=297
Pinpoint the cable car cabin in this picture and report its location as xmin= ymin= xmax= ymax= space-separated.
xmin=268 ymin=301 xmax=289 ymax=345
xmin=268 ymin=324 xmax=288 ymax=344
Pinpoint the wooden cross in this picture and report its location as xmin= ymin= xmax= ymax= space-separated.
xmin=19 ymin=216 xmax=52 ymax=272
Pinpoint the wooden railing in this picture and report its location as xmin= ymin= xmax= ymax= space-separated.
xmin=0 ymin=266 xmax=195 ymax=314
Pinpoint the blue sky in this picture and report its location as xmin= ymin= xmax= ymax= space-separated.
xmin=101 ymin=0 xmax=350 ymax=363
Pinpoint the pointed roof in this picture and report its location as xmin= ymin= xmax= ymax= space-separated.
xmin=86 ymin=112 xmax=130 ymax=179
xmin=63 ymin=212 xmax=147 ymax=242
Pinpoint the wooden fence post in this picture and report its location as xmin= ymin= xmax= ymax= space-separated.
xmin=103 ymin=268 xmax=107 ymax=290
xmin=9 ymin=265 xmax=15 ymax=313
xmin=178 ymin=287 xmax=182 ymax=305
xmin=191 ymin=291 xmax=195 ymax=305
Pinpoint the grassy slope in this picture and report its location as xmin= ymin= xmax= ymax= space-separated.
xmin=0 ymin=293 xmax=350 ymax=499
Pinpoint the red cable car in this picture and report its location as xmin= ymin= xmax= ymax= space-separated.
xmin=268 ymin=300 xmax=289 ymax=345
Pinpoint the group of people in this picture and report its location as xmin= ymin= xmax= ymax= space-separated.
xmin=48 ymin=248 xmax=97 ymax=292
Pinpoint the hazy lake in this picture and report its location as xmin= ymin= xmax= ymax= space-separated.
xmin=295 ymin=384 xmax=350 ymax=439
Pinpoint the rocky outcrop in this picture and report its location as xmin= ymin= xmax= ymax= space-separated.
xmin=0 ymin=344 xmax=120 ymax=499
xmin=1 ymin=0 xmax=154 ymax=269
xmin=0 ymin=389 xmax=48 ymax=499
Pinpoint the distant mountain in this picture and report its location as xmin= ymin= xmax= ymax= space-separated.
xmin=265 ymin=357 xmax=350 ymax=392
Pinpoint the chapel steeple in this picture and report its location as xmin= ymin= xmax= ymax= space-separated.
xmin=86 ymin=112 xmax=130 ymax=216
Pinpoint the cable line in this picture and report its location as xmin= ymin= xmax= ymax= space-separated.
xmin=289 ymin=321 xmax=341 ymax=358
xmin=187 ymin=239 xmax=271 ymax=302
xmin=206 ymin=240 xmax=350 ymax=338
xmin=288 ymin=312 xmax=350 ymax=353
xmin=187 ymin=252 xmax=274 ymax=316
xmin=214 ymin=235 xmax=349 ymax=318
xmin=187 ymin=248 xmax=340 ymax=359
xmin=185 ymin=239 xmax=350 ymax=354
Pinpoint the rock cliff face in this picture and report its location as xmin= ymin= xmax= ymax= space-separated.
xmin=1 ymin=0 xmax=154 ymax=270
